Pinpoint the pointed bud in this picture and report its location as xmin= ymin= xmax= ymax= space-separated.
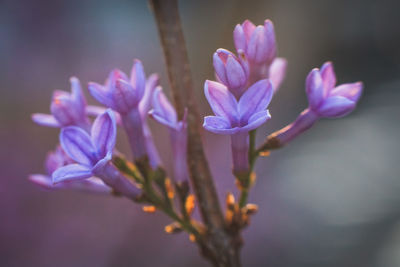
xmin=213 ymin=49 xmax=249 ymax=98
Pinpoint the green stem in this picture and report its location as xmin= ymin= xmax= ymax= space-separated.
xmin=237 ymin=130 xmax=257 ymax=208
xmin=238 ymin=189 xmax=248 ymax=208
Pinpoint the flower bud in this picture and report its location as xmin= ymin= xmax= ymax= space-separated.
xmin=234 ymin=19 xmax=276 ymax=65
xmin=213 ymin=49 xmax=249 ymax=98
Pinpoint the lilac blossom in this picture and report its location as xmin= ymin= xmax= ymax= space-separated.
xmin=234 ymin=19 xmax=276 ymax=65
xmin=29 ymin=146 xmax=111 ymax=194
xmin=52 ymin=110 xmax=140 ymax=200
xmin=213 ymin=49 xmax=249 ymax=98
xmin=149 ymin=87 xmax=188 ymax=182
xmin=268 ymin=62 xmax=363 ymax=146
xmin=32 ymin=77 xmax=91 ymax=131
xmin=306 ymin=62 xmax=363 ymax=118
xmin=233 ymin=19 xmax=287 ymax=92
xmin=203 ymin=80 xmax=273 ymax=172
xmin=88 ymin=60 xmax=161 ymax=167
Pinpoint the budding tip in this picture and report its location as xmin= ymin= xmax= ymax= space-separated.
xmin=69 ymin=76 xmax=79 ymax=83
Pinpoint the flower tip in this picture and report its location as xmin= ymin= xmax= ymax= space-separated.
xmin=242 ymin=19 xmax=254 ymax=27
xmin=69 ymin=76 xmax=79 ymax=83
xmin=133 ymin=58 xmax=142 ymax=64
xmin=264 ymin=19 xmax=274 ymax=27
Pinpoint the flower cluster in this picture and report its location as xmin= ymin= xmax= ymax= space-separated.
xmin=30 ymin=16 xmax=363 ymax=260
xmin=203 ymin=19 xmax=363 ymax=175
xmin=204 ymin=19 xmax=283 ymax=173
xmin=31 ymin=60 xmax=186 ymax=201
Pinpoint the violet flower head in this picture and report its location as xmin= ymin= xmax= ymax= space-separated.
xmin=203 ymin=80 xmax=273 ymax=172
xmin=89 ymin=60 xmax=161 ymax=166
xmin=29 ymin=146 xmax=111 ymax=194
xmin=234 ymin=19 xmax=276 ymax=65
xmin=32 ymin=77 xmax=90 ymax=129
xmin=267 ymin=62 xmax=363 ymax=148
xmin=150 ymin=87 xmax=188 ymax=182
xmin=53 ymin=109 xmax=117 ymax=183
xmin=203 ymin=80 xmax=272 ymax=135
xmin=213 ymin=48 xmax=249 ymax=98
xmin=88 ymin=60 xmax=146 ymax=114
xmin=53 ymin=110 xmax=140 ymax=199
xmin=306 ymin=62 xmax=363 ymax=118
xmin=233 ymin=19 xmax=287 ymax=93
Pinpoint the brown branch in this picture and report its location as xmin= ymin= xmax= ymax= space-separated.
xmin=148 ymin=0 xmax=242 ymax=266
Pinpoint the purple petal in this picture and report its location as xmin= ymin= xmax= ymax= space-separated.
xmin=204 ymin=80 xmax=239 ymax=124
xmin=151 ymin=87 xmax=177 ymax=127
xmin=52 ymin=164 xmax=93 ymax=184
xmin=88 ymin=82 xmax=114 ymax=108
xmin=50 ymin=95 xmax=82 ymax=126
xmin=226 ymin=54 xmax=246 ymax=89
xmin=139 ymin=73 xmax=159 ymax=116
xmin=306 ymin=68 xmax=324 ymax=110
xmin=91 ymin=110 xmax=116 ymax=158
xmin=330 ymin=82 xmax=363 ymax=102
xmin=242 ymin=20 xmax=256 ymax=41
xmin=60 ymin=126 xmax=96 ymax=166
xmin=318 ymin=96 xmax=356 ymax=118
xmin=31 ymin=113 xmax=61 ymax=127
xmin=108 ymin=69 xmax=129 ymax=84
xmin=269 ymin=57 xmax=287 ymax=92
xmin=264 ymin=20 xmax=277 ymax=64
xmin=213 ymin=51 xmax=228 ymax=85
xmin=29 ymin=174 xmax=54 ymax=189
xmin=70 ymin=77 xmax=86 ymax=113
xmin=112 ymin=79 xmax=137 ymax=113
xmin=149 ymin=111 xmax=177 ymax=130
xmin=234 ymin=24 xmax=246 ymax=52
xmin=239 ymin=110 xmax=271 ymax=132
xmin=130 ymin=59 xmax=146 ymax=101
xmin=238 ymin=79 xmax=273 ymax=123
xmin=247 ymin=26 xmax=268 ymax=63
xmin=203 ymin=116 xmax=239 ymax=135
xmin=320 ymin=62 xmax=336 ymax=95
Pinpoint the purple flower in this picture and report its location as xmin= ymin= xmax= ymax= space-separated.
xmin=306 ymin=62 xmax=363 ymax=118
xmin=266 ymin=62 xmax=363 ymax=148
xmin=203 ymin=80 xmax=273 ymax=172
xmin=233 ymin=19 xmax=287 ymax=92
xmin=88 ymin=60 xmax=145 ymax=114
xmin=32 ymin=77 xmax=91 ymax=130
xmin=213 ymin=49 xmax=249 ymax=98
xmin=89 ymin=60 xmax=161 ymax=166
xmin=52 ymin=110 xmax=140 ymax=199
xmin=149 ymin=87 xmax=188 ymax=182
xmin=234 ymin=19 xmax=276 ymax=65
xmin=29 ymin=146 xmax=111 ymax=194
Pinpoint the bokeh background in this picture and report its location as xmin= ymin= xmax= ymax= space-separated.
xmin=1 ymin=0 xmax=400 ymax=266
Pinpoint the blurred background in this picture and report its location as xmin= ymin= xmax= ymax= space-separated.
xmin=1 ymin=0 xmax=400 ymax=266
